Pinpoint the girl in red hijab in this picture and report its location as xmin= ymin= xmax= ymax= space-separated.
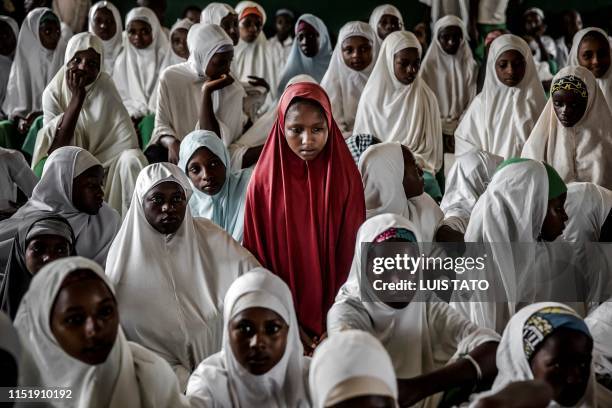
xmin=243 ymin=82 xmax=365 ymax=352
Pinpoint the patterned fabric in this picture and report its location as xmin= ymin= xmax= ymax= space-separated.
xmin=346 ymin=134 xmax=377 ymax=164
xmin=551 ymin=75 xmax=588 ymax=100
xmin=373 ymin=227 xmax=417 ymax=243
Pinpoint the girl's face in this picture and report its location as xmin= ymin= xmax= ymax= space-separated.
xmin=229 ymin=307 xmax=288 ymax=375
xmin=298 ymin=29 xmax=319 ymax=57
xmin=495 ymin=50 xmax=526 ymax=87
xmin=341 ymin=35 xmax=373 ymax=71
xmin=540 ymin=193 xmax=568 ymax=241
xmin=284 ymin=100 xmax=329 ymax=161
xmin=377 ymin=14 xmax=400 ymax=40
xmin=275 ymin=14 xmax=293 ymax=39
xmin=329 ymin=395 xmax=396 ymax=408
xmin=0 ymin=20 xmax=17 ymax=56
xmin=186 ymin=147 xmax=226 ymax=196
xmin=530 ymin=328 xmax=592 ymax=407
xmin=438 ymin=25 xmax=462 ymax=55
xmin=239 ymin=14 xmax=263 ymax=43
xmin=401 ymin=145 xmax=424 ymax=199
xmin=220 ymin=13 xmax=239 ymax=46
xmin=578 ymin=34 xmax=611 ymax=79
xmin=171 ymin=28 xmax=189 ymax=59
xmin=39 ymin=19 xmax=61 ymax=50
xmin=393 ymin=47 xmax=420 ymax=85
xmin=523 ymin=12 xmax=544 ymax=36
xmin=25 ymin=234 xmax=71 ymax=274
xmin=92 ymin=7 xmax=116 ymax=41
xmin=67 ymin=48 xmax=101 ymax=86
xmin=127 ymin=20 xmax=153 ymax=49
xmin=205 ymin=50 xmax=233 ymax=79
xmin=72 ymin=165 xmax=105 ymax=215
xmin=142 ymin=181 xmax=187 ymax=235
xmin=50 ymin=271 xmax=119 ymax=365
xmin=552 ymin=89 xmax=587 ymax=128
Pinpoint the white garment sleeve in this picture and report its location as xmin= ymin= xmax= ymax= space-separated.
xmin=7 ymin=150 xmax=38 ymax=197
xmin=151 ymin=74 xmax=177 ymax=146
xmin=327 ymin=299 xmax=374 ymax=334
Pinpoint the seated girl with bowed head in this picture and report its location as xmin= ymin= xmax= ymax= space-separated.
xmin=186 ymin=268 xmax=311 ymax=407
xmin=309 ymin=330 xmax=398 ymax=408
xmin=13 ymin=256 xmax=191 ymax=407
xmin=178 ymin=130 xmax=251 ymax=243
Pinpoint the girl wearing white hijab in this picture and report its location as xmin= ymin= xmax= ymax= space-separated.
xmin=353 ymin=31 xmax=443 ymax=175
xmin=14 ymin=256 xmax=191 ymax=408
xmin=320 ymin=21 xmax=377 ymax=138
xmin=455 ymin=34 xmax=546 ymax=160
xmin=32 ymin=32 xmax=147 ymax=217
xmin=88 ymin=1 xmax=123 ymax=74
xmin=0 ymin=16 xmax=19 ymax=118
xmin=522 ymin=66 xmax=612 ymax=190
xmin=113 ymin=6 xmax=171 ymax=119
xmin=568 ymin=27 xmax=612 ymax=111
xmin=328 ymin=213 xmax=500 ymax=408
xmin=420 ymin=15 xmax=478 ymax=137
xmin=186 ymin=268 xmax=311 ymax=407
xmin=563 ymin=182 xmax=612 ymax=242
xmin=200 ymin=3 xmax=236 ymax=32
xmin=0 ymin=146 xmax=120 ymax=268
xmin=368 ymin=4 xmax=404 ymax=45
xmin=358 ymin=142 xmax=443 ymax=242
xmin=105 ymin=163 xmax=259 ymax=390
xmin=2 ymin=8 xmax=69 ymax=122
xmin=472 ymin=302 xmax=596 ymax=408
xmin=167 ymin=18 xmax=194 ymax=66
xmin=152 ymin=23 xmax=251 ymax=167
xmin=309 ymin=330 xmax=397 ymax=408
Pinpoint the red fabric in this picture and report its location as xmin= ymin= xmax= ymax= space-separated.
xmin=243 ymin=83 xmax=365 ymax=337
xmin=296 ymin=20 xmax=316 ymax=35
xmin=239 ymin=6 xmax=263 ymax=21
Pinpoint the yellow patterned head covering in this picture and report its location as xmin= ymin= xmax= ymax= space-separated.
xmin=551 ymin=75 xmax=588 ymax=100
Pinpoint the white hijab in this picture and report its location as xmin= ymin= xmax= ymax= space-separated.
xmin=368 ymin=4 xmax=404 ymax=45
xmin=440 ymin=150 xmax=503 ymax=234
xmin=353 ymin=31 xmax=442 ymax=173
xmin=359 ymin=142 xmax=443 ymax=242
xmin=14 ymin=256 xmax=190 ymax=408
xmin=186 ymin=268 xmax=311 ymax=408
xmin=586 ymin=300 xmax=612 ymax=406
xmin=88 ymin=1 xmax=122 ymax=74
xmin=200 ymin=3 xmax=234 ymax=25
xmin=234 ymin=2 xmax=272 ymax=82
xmin=320 ymin=21 xmax=378 ymax=138
xmin=309 ymin=330 xmax=397 ymax=408
xmin=420 ymin=15 xmax=477 ymax=135
xmin=0 ymin=16 xmax=19 ymax=116
xmin=563 ymin=182 xmax=612 ymax=242
xmin=0 ymin=146 xmax=120 ymax=267
xmin=105 ymin=163 xmax=259 ymax=389
xmin=568 ymin=27 xmax=612 ymax=111
xmin=455 ymin=34 xmax=546 ymax=160
xmin=2 ymin=7 xmax=69 ymax=119
xmin=522 ymin=66 xmax=612 ymax=190
xmin=167 ymin=18 xmax=194 ymax=66
xmin=113 ymin=6 xmax=171 ymax=117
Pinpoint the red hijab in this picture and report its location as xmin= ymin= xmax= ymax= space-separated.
xmin=243 ymin=82 xmax=365 ymax=336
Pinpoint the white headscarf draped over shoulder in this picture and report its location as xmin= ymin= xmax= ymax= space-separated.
xmin=186 ymin=268 xmax=311 ymax=408
xmin=568 ymin=27 xmax=612 ymax=111
xmin=358 ymin=142 xmax=443 ymax=242
xmin=105 ymin=163 xmax=259 ymax=389
xmin=522 ymin=66 xmax=612 ymax=190
xmin=354 ymin=31 xmax=442 ymax=174
xmin=309 ymin=330 xmax=397 ymax=408
xmin=368 ymin=4 xmax=404 ymax=44
xmin=14 ymin=256 xmax=191 ymax=408
xmin=321 ymin=21 xmax=378 ymax=138
xmin=112 ymin=6 xmax=171 ymax=117
xmin=455 ymin=34 xmax=546 ymax=159
xmin=420 ymin=15 xmax=477 ymax=135
xmin=88 ymin=1 xmax=122 ymax=74
xmin=0 ymin=16 xmax=19 ymax=116
xmin=200 ymin=3 xmax=235 ymax=25
xmin=563 ymin=182 xmax=612 ymax=242
xmin=2 ymin=7 xmax=69 ymax=119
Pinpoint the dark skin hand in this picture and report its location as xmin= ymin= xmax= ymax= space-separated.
xmin=199 ymin=74 xmax=235 ymax=139
xmin=16 ymin=111 xmax=43 ymax=135
xmin=397 ymin=341 xmax=498 ymax=407
xmin=435 ymin=224 xmax=465 ymax=243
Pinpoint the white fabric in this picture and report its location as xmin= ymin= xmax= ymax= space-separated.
xmin=0 ymin=16 xmax=19 ymax=117
xmin=568 ymin=27 xmax=612 ymax=111
xmin=0 ymin=146 xmax=120 ymax=267
xmin=14 ymin=256 xmax=191 ymax=408
xmin=328 ymin=213 xmax=500 ymax=408
xmin=309 ymin=330 xmax=397 ymax=408
xmin=33 ymin=32 xmax=146 ymax=217
xmin=200 ymin=3 xmax=234 ymax=25
xmin=167 ymin=18 xmax=194 ymax=66
xmin=455 ymin=34 xmax=546 ymax=160
xmin=477 ymin=0 xmax=509 ymax=25
xmin=421 ymin=15 xmax=477 ymax=135
xmin=105 ymin=163 xmax=259 ymax=390
xmin=186 ymin=268 xmax=310 ymax=407
xmin=556 ymin=37 xmax=570 ymax=69
xmin=0 ymin=148 xmax=38 ymax=210
xmin=88 ymin=1 xmax=122 ymax=74
xmin=563 ymin=182 xmax=612 ymax=242
xmin=368 ymin=4 xmax=404 ymax=44
xmin=440 ymin=150 xmax=503 ymax=234
xmin=267 ymin=35 xmax=293 ymax=67
xmin=586 ymin=301 xmax=612 ymax=403
xmin=419 ymin=0 xmax=469 ymax=31
xmin=522 ymin=66 xmax=612 ymax=190
xmin=234 ymin=2 xmax=275 ymax=86
xmin=2 ymin=8 xmax=69 ymax=119
xmin=112 ymin=7 xmax=171 ymax=117
xmin=354 ymin=31 xmax=443 ymax=173
xmin=358 ymin=142 xmax=443 ymax=242
xmin=320 ymin=21 xmax=377 ymax=138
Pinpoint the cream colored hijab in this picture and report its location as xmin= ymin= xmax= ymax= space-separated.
xmin=88 ymin=1 xmax=122 ymax=73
